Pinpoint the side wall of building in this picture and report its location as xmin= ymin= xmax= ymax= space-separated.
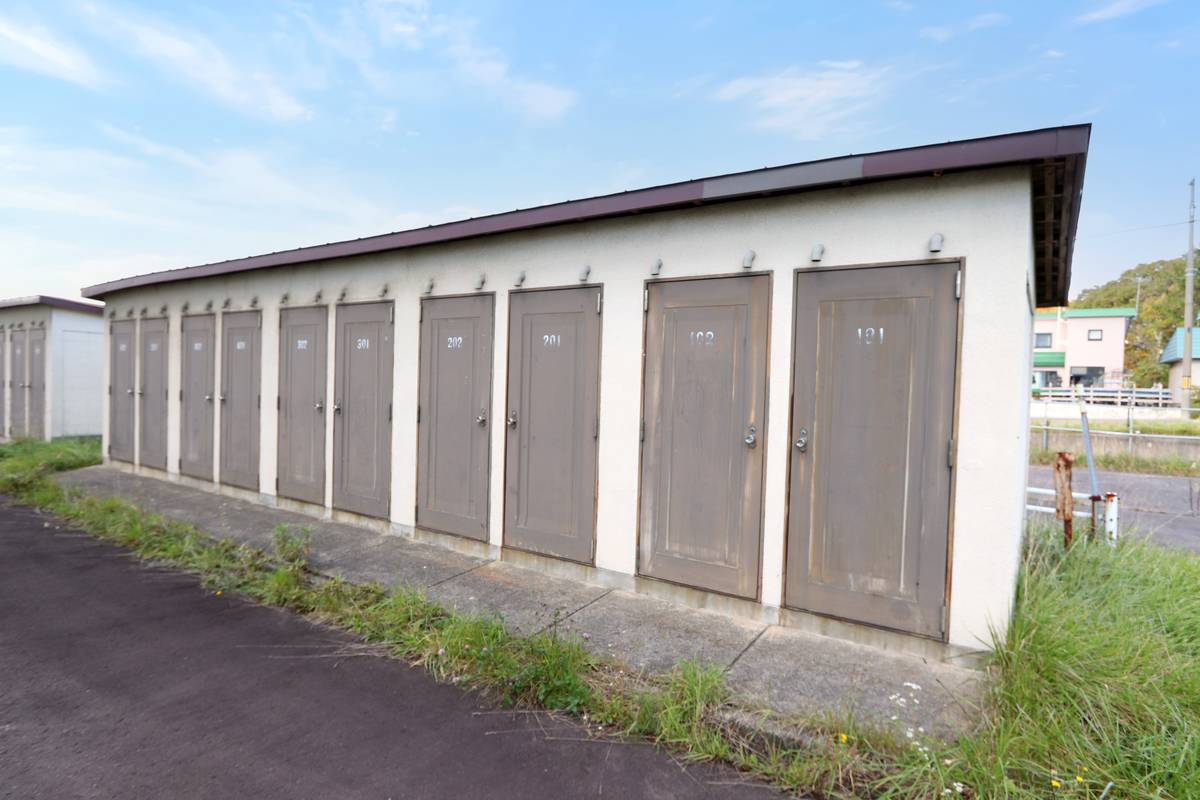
xmin=97 ymin=167 xmax=1034 ymax=650
xmin=50 ymin=308 xmax=105 ymax=437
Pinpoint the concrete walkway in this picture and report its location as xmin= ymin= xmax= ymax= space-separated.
xmin=56 ymin=466 xmax=983 ymax=739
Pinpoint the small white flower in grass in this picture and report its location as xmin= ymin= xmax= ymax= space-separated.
xmin=582 ymin=632 xmax=592 ymax=640
xmin=903 ymin=681 xmax=922 ymax=691
xmin=943 ymin=758 xmax=954 ymax=766
xmin=942 ymin=790 xmax=952 ymax=797
xmin=437 ymin=648 xmax=446 ymax=657
xmin=905 ymin=728 xmax=914 ymax=739
xmin=954 ymin=782 xmax=965 ymax=794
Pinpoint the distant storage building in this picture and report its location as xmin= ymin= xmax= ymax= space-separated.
xmin=1159 ymin=327 xmax=1200 ymax=402
xmin=82 ymin=125 xmax=1090 ymax=653
xmin=0 ymin=296 xmax=105 ymax=440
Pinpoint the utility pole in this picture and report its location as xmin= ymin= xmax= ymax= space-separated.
xmin=1185 ymin=178 xmax=1196 ymax=412
xmin=1134 ymin=275 xmax=1143 ymax=316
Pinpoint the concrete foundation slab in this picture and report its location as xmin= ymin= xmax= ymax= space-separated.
xmin=561 ymin=589 xmax=766 ymax=674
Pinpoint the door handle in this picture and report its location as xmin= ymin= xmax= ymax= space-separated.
xmin=506 ymin=410 xmax=518 ymax=429
xmin=126 ymin=388 xmax=134 ymax=395
xmin=476 ymin=408 xmax=488 ymax=427
xmin=136 ymin=389 xmax=144 ymax=397
xmin=332 ymin=401 xmax=342 ymax=415
xmin=314 ymin=400 xmax=324 ymax=413
xmin=795 ymin=427 xmax=809 ymax=453
xmin=743 ymin=424 xmax=757 ymax=448
xmin=204 ymin=394 xmax=213 ymax=402
xmin=219 ymin=395 xmax=226 ymax=403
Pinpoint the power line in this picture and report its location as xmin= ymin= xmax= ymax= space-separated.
xmin=1076 ymin=220 xmax=1189 ymax=239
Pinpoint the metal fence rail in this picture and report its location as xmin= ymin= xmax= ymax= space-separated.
xmin=1026 ymin=486 xmax=1119 ymax=544
xmin=1031 ymin=386 xmax=1171 ymax=406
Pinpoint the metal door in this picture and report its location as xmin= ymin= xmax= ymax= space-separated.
xmin=639 ymin=275 xmax=770 ymax=599
xmin=180 ymin=315 xmax=215 ymax=480
xmin=10 ymin=330 xmax=26 ymax=437
xmin=332 ymin=303 xmax=393 ymax=517
xmin=109 ymin=321 xmax=135 ymax=461
xmin=417 ymin=294 xmax=494 ymax=540
xmin=0 ymin=331 xmax=6 ymax=436
xmin=785 ymin=263 xmax=958 ymax=638
xmin=504 ymin=287 xmax=602 ymax=563
xmin=279 ymin=307 xmax=328 ymax=505
xmin=220 ymin=311 xmax=261 ymax=490
xmin=27 ymin=329 xmax=46 ymax=440
xmin=138 ymin=319 xmax=168 ymax=468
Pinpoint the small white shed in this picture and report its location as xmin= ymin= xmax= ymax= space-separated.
xmin=0 ymin=296 xmax=105 ymax=440
xmin=81 ymin=126 xmax=1090 ymax=653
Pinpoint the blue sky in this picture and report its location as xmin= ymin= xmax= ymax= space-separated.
xmin=1 ymin=0 xmax=1196 ymax=301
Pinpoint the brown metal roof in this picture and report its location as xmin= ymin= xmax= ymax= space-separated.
xmin=0 ymin=295 xmax=104 ymax=315
xmin=82 ymin=124 xmax=1089 ymax=305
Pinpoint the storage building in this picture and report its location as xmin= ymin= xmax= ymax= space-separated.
xmin=81 ymin=125 xmax=1090 ymax=653
xmin=0 ymin=296 xmax=105 ymax=441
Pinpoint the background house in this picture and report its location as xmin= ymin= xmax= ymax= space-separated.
xmin=1032 ymin=307 xmax=1135 ymax=388
xmin=1160 ymin=327 xmax=1200 ymax=403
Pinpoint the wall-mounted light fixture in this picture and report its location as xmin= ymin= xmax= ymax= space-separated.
xmin=651 ymin=258 xmax=663 ymax=276
xmin=159 ymin=304 xmax=168 ymax=315
xmin=424 ymin=278 xmax=435 ymax=295
xmin=337 ymin=288 xmax=348 ymax=302
xmin=313 ymin=290 xmax=323 ymax=304
xmin=810 ymin=244 xmax=825 ymax=263
xmin=181 ymin=302 xmax=190 ymax=314
xmin=139 ymin=306 xmax=148 ymax=317
xmin=579 ymin=265 xmax=591 ymax=283
xmin=279 ymin=293 xmax=289 ymax=306
xmin=929 ymin=232 xmax=944 ymax=253
xmin=475 ymin=273 xmax=487 ymax=291
xmin=205 ymin=300 xmax=213 ymax=312
xmin=379 ymin=283 xmax=389 ymax=298
xmin=222 ymin=298 xmax=232 ymax=309
xmin=126 ymin=308 xmax=134 ymax=317
xmin=742 ymin=249 xmax=756 ymax=269
xmin=249 ymin=296 xmax=259 ymax=308
xmin=514 ymin=271 xmax=526 ymax=288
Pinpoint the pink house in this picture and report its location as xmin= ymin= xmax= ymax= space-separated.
xmin=1032 ymin=307 xmax=1135 ymax=388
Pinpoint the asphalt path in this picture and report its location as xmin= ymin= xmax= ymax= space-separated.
xmin=1026 ymin=465 xmax=1199 ymax=553
xmin=0 ymin=499 xmax=777 ymax=800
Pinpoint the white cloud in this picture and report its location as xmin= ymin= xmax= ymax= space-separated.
xmin=1074 ymin=0 xmax=1166 ymax=24
xmin=920 ymin=12 xmax=1008 ymax=42
xmin=1043 ymin=49 xmax=1067 ymax=59
xmin=714 ymin=60 xmax=890 ymax=140
xmin=0 ymin=15 xmax=103 ymax=87
xmin=82 ymin=4 xmax=310 ymax=122
xmin=304 ymin=3 xmax=576 ymax=122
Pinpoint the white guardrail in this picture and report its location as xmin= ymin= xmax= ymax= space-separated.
xmin=1031 ymin=386 xmax=1173 ymax=406
xmin=1026 ymin=487 xmax=1119 ymax=545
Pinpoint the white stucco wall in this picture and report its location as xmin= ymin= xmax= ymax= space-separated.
xmin=95 ymin=167 xmax=1035 ymax=650
xmin=50 ymin=308 xmax=105 ymax=437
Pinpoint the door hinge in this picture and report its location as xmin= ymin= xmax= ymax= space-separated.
xmin=640 ymin=419 xmax=645 ymax=442
xmin=388 ymin=402 xmax=393 ymax=422
xmin=947 ymin=437 xmax=955 ymax=468
xmin=389 ymin=305 xmax=394 ymax=323
xmin=257 ymin=394 xmax=261 ymax=409
xmin=955 ymin=269 xmax=962 ymax=299
xmin=179 ymin=389 xmax=183 ymax=401
xmin=177 ymin=457 xmax=182 ymax=470
xmin=276 ymin=395 xmax=281 ymax=410
xmin=643 ymin=289 xmax=649 ymax=312
xmin=940 ymin=605 xmax=948 ymax=634
xmin=416 ymin=405 xmax=421 ymax=423
xmin=108 ymin=384 xmax=112 ymax=396
xmin=275 ymin=477 xmax=279 ymax=492
xmin=597 ymin=293 xmax=603 ymax=315
xmin=593 ymin=416 xmax=599 ymax=439
xmin=107 ymin=443 xmax=111 ymax=455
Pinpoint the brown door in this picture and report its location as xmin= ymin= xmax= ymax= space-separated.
xmin=332 ymin=303 xmax=393 ymax=517
xmin=109 ymin=321 xmax=135 ymax=461
xmin=27 ymin=329 xmax=46 ymax=440
xmin=417 ymin=294 xmax=494 ymax=540
xmin=220 ymin=311 xmax=261 ymax=490
xmin=138 ymin=319 xmax=168 ymax=468
xmin=180 ymin=315 xmax=215 ymax=480
xmin=504 ymin=287 xmax=602 ymax=563
xmin=639 ymin=275 xmax=770 ymax=599
xmin=785 ymin=263 xmax=958 ymax=639
xmin=10 ymin=330 xmax=26 ymax=437
xmin=279 ymin=306 xmax=328 ymax=505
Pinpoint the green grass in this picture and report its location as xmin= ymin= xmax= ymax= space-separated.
xmin=1030 ymin=447 xmax=1200 ymax=477
xmin=3 ymin=438 xmax=1199 ymax=798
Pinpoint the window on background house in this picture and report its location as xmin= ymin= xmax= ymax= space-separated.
xmin=1035 ymin=332 xmax=1052 ymax=348
xmin=1088 ymin=329 xmax=1103 ymax=341
xmin=1070 ymin=366 xmax=1105 ymax=387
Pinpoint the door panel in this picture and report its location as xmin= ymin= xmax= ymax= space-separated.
xmin=279 ymin=306 xmax=328 ymax=505
xmin=27 ymin=329 xmax=46 ymax=440
xmin=504 ymin=288 xmax=601 ymax=563
xmin=417 ymin=294 xmax=494 ymax=540
xmin=639 ymin=275 xmax=770 ymax=599
xmin=220 ymin=311 xmax=261 ymax=490
xmin=785 ymin=263 xmax=957 ymax=639
xmin=1 ymin=332 xmax=6 ymax=436
xmin=138 ymin=319 xmax=168 ymax=468
xmin=10 ymin=330 xmax=26 ymax=438
xmin=332 ymin=303 xmax=392 ymax=517
xmin=109 ymin=322 xmax=135 ymax=461
xmin=181 ymin=315 xmax=215 ymax=480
